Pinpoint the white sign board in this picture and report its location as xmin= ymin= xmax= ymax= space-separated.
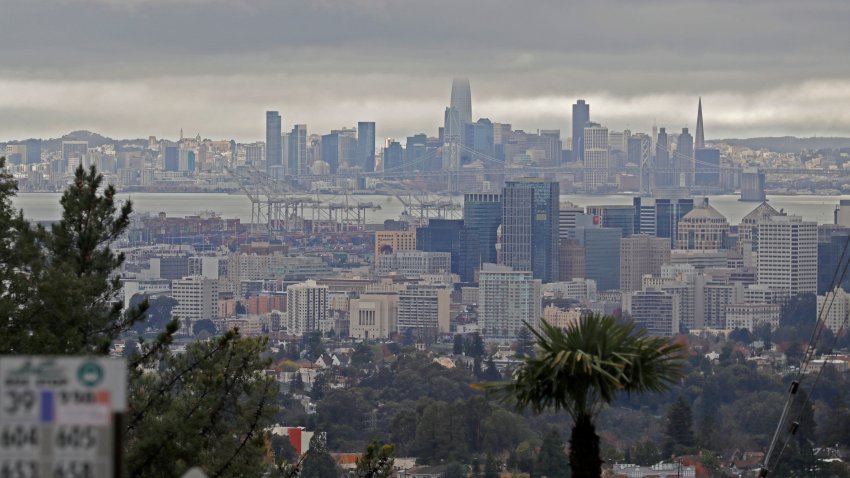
xmin=0 ymin=356 xmax=127 ymax=478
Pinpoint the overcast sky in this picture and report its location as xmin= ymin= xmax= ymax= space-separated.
xmin=2 ymin=0 xmax=850 ymax=143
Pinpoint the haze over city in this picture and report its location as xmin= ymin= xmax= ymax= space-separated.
xmin=3 ymin=0 xmax=850 ymax=141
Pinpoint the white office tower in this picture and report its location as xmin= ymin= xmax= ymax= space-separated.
xmin=623 ymin=288 xmax=680 ymax=337
xmin=286 ymin=280 xmax=329 ymax=336
xmin=478 ymin=264 xmax=542 ymax=341
xmin=583 ymin=124 xmax=609 ymax=191
xmin=756 ymin=215 xmax=817 ymax=296
xmin=397 ymin=285 xmax=451 ymax=341
xmin=172 ymin=276 xmax=220 ymax=327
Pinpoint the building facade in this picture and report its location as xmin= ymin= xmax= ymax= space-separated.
xmin=478 ymin=264 xmax=542 ymax=341
xmin=501 ymin=179 xmax=560 ymax=283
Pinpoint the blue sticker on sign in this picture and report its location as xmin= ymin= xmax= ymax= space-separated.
xmin=40 ymin=390 xmax=54 ymax=423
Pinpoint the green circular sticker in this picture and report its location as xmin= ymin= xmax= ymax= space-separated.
xmin=78 ymin=361 xmax=104 ymax=387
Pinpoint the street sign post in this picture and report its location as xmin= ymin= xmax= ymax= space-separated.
xmin=0 ymin=356 xmax=127 ymax=478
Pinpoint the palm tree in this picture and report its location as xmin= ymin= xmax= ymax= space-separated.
xmin=492 ymin=315 xmax=685 ymax=478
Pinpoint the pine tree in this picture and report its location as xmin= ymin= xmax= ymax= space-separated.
xmin=0 ymin=164 xmax=279 ymax=477
xmin=664 ymin=395 xmax=696 ymax=456
xmin=535 ymin=428 xmax=570 ymax=477
xmin=0 ymin=165 xmax=147 ymax=354
xmin=453 ymin=334 xmax=464 ymax=355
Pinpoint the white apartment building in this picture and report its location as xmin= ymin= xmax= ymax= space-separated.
xmin=623 ymin=288 xmax=680 ymax=337
xmin=375 ymin=251 xmax=451 ymax=277
xmin=756 ymin=215 xmax=817 ymax=296
xmin=478 ymin=264 xmax=542 ymax=341
xmin=172 ymin=276 xmax=220 ymax=327
xmin=286 ymin=280 xmax=329 ymax=336
xmin=583 ymin=124 xmax=609 ymax=191
xmin=349 ymin=293 xmax=399 ymax=340
xmin=397 ymin=285 xmax=451 ymax=339
xmin=817 ymin=288 xmax=850 ymax=334
xmin=541 ymin=278 xmax=598 ymax=302
xmin=725 ymin=303 xmax=780 ymax=331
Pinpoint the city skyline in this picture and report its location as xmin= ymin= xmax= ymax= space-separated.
xmin=2 ymin=1 xmax=850 ymax=141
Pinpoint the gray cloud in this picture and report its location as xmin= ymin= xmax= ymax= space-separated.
xmin=2 ymin=0 xmax=850 ymax=142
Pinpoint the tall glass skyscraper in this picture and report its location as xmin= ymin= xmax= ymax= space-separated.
xmin=356 ymin=122 xmax=376 ymax=172
xmin=463 ymin=193 xmax=502 ymax=265
xmin=501 ymin=179 xmax=560 ymax=283
xmin=287 ymin=124 xmax=307 ymax=177
xmin=571 ymin=100 xmax=590 ymax=162
xmin=450 ymin=78 xmax=472 ymax=125
xmin=265 ymin=111 xmax=282 ymax=173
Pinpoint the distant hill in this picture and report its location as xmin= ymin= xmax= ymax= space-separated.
xmin=713 ymin=136 xmax=850 ymax=154
xmin=41 ymin=130 xmax=148 ymax=152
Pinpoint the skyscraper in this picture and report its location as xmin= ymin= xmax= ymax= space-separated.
xmin=633 ymin=197 xmax=695 ymax=246
xmin=501 ymin=179 xmax=560 ymax=283
xmin=356 ymin=122 xmax=376 ymax=172
xmin=655 ymin=127 xmax=671 ymax=187
xmin=478 ymin=264 xmax=542 ymax=341
xmin=695 ymin=98 xmax=705 ymax=150
xmin=620 ymin=235 xmax=671 ymax=292
xmin=287 ymin=124 xmax=307 ymax=177
xmin=463 ymin=193 xmax=502 ymax=265
xmin=583 ymin=123 xmax=609 ymax=191
xmin=575 ymin=226 xmax=622 ymax=291
xmin=756 ymin=215 xmax=817 ymax=296
xmin=265 ymin=111 xmax=282 ymax=173
xmin=676 ymin=127 xmax=694 ymax=187
xmin=286 ymin=280 xmax=329 ymax=336
xmin=320 ymin=132 xmax=340 ymax=173
xmin=572 ymin=100 xmax=590 ymax=162
xmin=416 ymin=219 xmax=480 ymax=283
xmin=450 ymin=77 xmax=472 ymax=125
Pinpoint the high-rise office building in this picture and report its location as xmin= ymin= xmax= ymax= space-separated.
xmin=695 ymin=98 xmax=705 ymax=150
xmin=586 ymin=205 xmax=636 ymax=238
xmin=817 ymin=225 xmax=850 ymax=294
xmin=558 ymin=238 xmax=585 ymax=281
xmin=559 ymin=202 xmax=584 ymax=239
xmin=416 ymin=219 xmax=480 ymax=283
xmin=501 ymin=179 xmax=560 ymax=283
xmin=756 ymin=215 xmax=817 ymax=296
xmin=172 ymin=276 xmax=220 ymax=327
xmin=623 ymin=288 xmax=679 ymax=337
xmin=676 ymin=128 xmax=694 ymax=187
xmin=694 ymin=148 xmax=721 ymax=187
xmin=676 ymin=204 xmax=730 ymax=250
xmin=478 ymin=264 xmax=542 ymax=341
xmin=321 ymin=132 xmax=340 ymax=173
xmin=287 ymin=124 xmax=307 ymax=177
xmin=575 ymin=226 xmax=622 ymax=291
xmin=397 ymin=285 xmax=451 ymax=340
xmin=633 ymin=197 xmax=695 ymax=246
xmin=655 ymin=128 xmax=672 ymax=187
xmin=463 ymin=193 xmax=502 ymax=265
xmin=286 ymin=280 xmax=329 ymax=336
xmin=464 ymin=118 xmax=495 ymax=162
xmin=450 ymin=77 xmax=472 ymax=125
xmin=356 ymin=122 xmax=376 ymax=172
xmin=374 ymin=230 xmax=416 ymax=259
xmin=382 ymin=141 xmax=404 ymax=174
xmin=572 ymin=100 xmax=590 ymax=162
xmin=620 ymin=235 xmax=671 ymax=292
xmin=583 ymin=124 xmax=609 ymax=191
xmin=164 ymin=146 xmax=180 ymax=172
xmin=265 ymin=111 xmax=282 ymax=173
